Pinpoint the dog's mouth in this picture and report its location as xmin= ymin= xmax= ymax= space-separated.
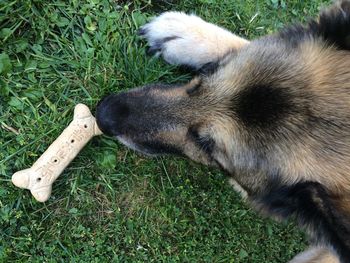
xmin=115 ymin=136 xmax=147 ymax=154
xmin=115 ymin=135 xmax=160 ymax=156
xmin=115 ymin=134 xmax=184 ymax=157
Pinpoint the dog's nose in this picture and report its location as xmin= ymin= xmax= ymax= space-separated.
xmin=95 ymin=94 xmax=130 ymax=136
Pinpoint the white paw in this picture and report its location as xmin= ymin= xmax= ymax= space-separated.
xmin=139 ymin=12 xmax=248 ymax=69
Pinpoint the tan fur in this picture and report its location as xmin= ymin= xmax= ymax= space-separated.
xmin=289 ymin=247 xmax=339 ymax=263
xmin=279 ymin=42 xmax=350 ymax=193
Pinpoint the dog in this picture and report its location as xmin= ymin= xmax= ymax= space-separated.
xmin=95 ymin=1 xmax=350 ymax=262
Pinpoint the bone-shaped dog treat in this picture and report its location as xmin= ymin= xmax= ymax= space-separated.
xmin=12 ymin=104 xmax=103 ymax=202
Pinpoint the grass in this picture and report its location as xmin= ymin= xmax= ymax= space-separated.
xmin=0 ymin=0 xmax=331 ymax=262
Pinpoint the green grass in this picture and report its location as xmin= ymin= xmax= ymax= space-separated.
xmin=0 ymin=0 xmax=330 ymax=262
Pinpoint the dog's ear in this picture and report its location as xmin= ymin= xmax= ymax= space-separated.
xmin=279 ymin=0 xmax=350 ymax=50
xmin=315 ymin=0 xmax=350 ymax=50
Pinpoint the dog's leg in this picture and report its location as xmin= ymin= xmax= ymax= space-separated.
xmin=139 ymin=12 xmax=249 ymax=69
xmin=289 ymin=247 xmax=339 ymax=263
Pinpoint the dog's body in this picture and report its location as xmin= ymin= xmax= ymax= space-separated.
xmin=96 ymin=1 xmax=350 ymax=262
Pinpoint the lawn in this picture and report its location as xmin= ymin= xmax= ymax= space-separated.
xmin=1 ymin=0 xmax=330 ymax=262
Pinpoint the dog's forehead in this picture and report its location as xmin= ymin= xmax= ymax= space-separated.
xmin=210 ymin=41 xmax=299 ymax=90
xmin=237 ymin=40 xmax=294 ymax=68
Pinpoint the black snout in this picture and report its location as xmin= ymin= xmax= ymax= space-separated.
xmin=95 ymin=84 xmax=188 ymax=155
xmin=96 ymin=93 xmax=132 ymax=136
xmin=96 ymin=85 xmax=178 ymax=138
xmin=97 ymin=83 xmax=185 ymax=137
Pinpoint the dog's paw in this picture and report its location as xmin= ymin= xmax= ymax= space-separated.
xmin=139 ymin=12 xmax=248 ymax=69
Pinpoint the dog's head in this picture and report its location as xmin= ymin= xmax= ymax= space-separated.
xmin=96 ymin=36 xmax=316 ymax=173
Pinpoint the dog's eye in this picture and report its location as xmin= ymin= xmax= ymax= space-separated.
xmin=186 ymin=82 xmax=201 ymax=96
xmin=188 ymin=126 xmax=215 ymax=155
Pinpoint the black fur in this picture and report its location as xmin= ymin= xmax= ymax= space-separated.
xmin=198 ymin=61 xmax=220 ymax=76
xmin=140 ymin=140 xmax=184 ymax=156
xmin=233 ymin=85 xmax=294 ymax=130
xmin=279 ymin=24 xmax=312 ymax=48
xmin=256 ymin=182 xmax=350 ymax=263
xmin=178 ymin=61 xmax=221 ymax=76
xmin=146 ymin=36 xmax=180 ymax=56
xmin=316 ymin=0 xmax=350 ymax=50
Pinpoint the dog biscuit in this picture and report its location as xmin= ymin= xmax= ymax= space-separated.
xmin=11 ymin=104 xmax=102 ymax=202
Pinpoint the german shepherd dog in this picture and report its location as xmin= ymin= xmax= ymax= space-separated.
xmin=96 ymin=1 xmax=350 ymax=262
